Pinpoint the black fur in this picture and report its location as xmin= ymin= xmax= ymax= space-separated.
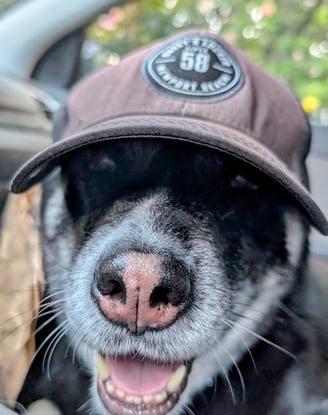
xmin=19 ymin=139 xmax=328 ymax=415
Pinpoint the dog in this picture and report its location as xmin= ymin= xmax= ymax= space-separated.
xmin=14 ymin=31 xmax=328 ymax=415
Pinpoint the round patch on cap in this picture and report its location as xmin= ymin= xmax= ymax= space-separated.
xmin=144 ymin=34 xmax=244 ymax=101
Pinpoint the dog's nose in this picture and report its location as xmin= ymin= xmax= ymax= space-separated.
xmin=94 ymin=252 xmax=191 ymax=333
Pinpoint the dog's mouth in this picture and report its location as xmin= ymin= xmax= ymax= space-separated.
xmin=96 ymin=353 xmax=189 ymax=415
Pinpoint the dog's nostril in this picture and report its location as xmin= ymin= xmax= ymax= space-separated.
xmin=96 ymin=277 xmax=126 ymax=301
xmin=150 ymin=286 xmax=172 ymax=306
xmin=150 ymin=284 xmax=187 ymax=307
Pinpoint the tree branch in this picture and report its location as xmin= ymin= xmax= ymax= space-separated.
xmin=294 ymin=0 xmax=324 ymax=35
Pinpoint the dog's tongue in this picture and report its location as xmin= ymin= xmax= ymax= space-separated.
xmin=109 ymin=356 xmax=176 ymax=395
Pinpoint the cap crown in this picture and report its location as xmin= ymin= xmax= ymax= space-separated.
xmin=66 ymin=31 xmax=310 ymax=182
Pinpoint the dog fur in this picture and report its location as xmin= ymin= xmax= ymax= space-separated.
xmin=18 ymin=138 xmax=328 ymax=415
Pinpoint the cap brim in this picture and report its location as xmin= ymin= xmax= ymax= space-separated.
xmin=10 ymin=114 xmax=328 ymax=235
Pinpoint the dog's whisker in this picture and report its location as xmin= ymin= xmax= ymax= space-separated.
xmin=44 ymin=325 xmax=68 ymax=379
xmin=222 ymin=318 xmax=257 ymax=374
xmin=232 ymin=302 xmax=275 ymax=318
xmin=39 ymin=290 xmax=66 ymax=305
xmin=64 ymin=330 xmax=76 ymax=360
xmin=38 ymin=298 xmax=65 ymax=313
xmin=229 ymin=311 xmax=264 ymax=325
xmin=220 ymin=209 xmax=235 ymax=221
xmin=183 ymin=404 xmax=198 ymax=415
xmin=77 ymin=397 xmax=94 ymax=414
xmin=221 ymin=343 xmax=246 ymax=401
xmin=33 ymin=308 xmax=60 ymax=323
xmin=9 ymin=310 xmax=64 ymax=362
xmin=38 ymin=300 xmax=65 ymax=315
xmin=86 ymin=404 xmax=98 ymax=415
xmin=0 ymin=304 xmax=41 ymax=331
xmin=0 ymin=307 xmax=61 ymax=344
xmin=227 ymin=319 xmax=297 ymax=361
xmin=209 ymin=377 xmax=218 ymax=406
xmin=32 ymin=319 xmax=67 ymax=367
xmin=31 ymin=309 xmax=64 ymax=339
xmin=70 ymin=333 xmax=82 ymax=365
xmin=67 ymin=326 xmax=87 ymax=365
xmin=0 ymin=294 xmax=63 ymax=331
xmin=277 ymin=302 xmax=309 ymax=329
xmin=210 ymin=347 xmax=236 ymax=404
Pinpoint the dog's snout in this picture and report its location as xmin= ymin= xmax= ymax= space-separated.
xmin=94 ymin=252 xmax=191 ymax=333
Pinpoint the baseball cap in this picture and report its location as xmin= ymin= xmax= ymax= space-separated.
xmin=10 ymin=30 xmax=328 ymax=235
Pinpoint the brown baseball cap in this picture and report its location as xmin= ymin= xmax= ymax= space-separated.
xmin=10 ymin=30 xmax=328 ymax=235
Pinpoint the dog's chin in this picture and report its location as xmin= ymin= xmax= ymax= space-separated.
xmin=95 ymin=354 xmax=191 ymax=415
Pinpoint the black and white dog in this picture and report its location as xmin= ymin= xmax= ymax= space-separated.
xmin=16 ymin=34 xmax=327 ymax=415
xmin=18 ymin=138 xmax=327 ymax=415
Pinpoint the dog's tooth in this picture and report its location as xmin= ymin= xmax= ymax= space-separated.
xmin=133 ymin=396 xmax=142 ymax=405
xmin=166 ymin=399 xmax=174 ymax=409
xmin=116 ymin=389 xmax=125 ymax=399
xmin=96 ymin=354 xmax=110 ymax=380
xmin=125 ymin=395 xmax=135 ymax=403
xmin=143 ymin=394 xmax=153 ymax=404
xmin=167 ymin=365 xmax=186 ymax=393
xmin=155 ymin=391 xmax=167 ymax=404
xmin=105 ymin=380 xmax=115 ymax=395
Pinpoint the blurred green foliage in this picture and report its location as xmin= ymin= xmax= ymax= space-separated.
xmin=85 ymin=0 xmax=328 ymax=122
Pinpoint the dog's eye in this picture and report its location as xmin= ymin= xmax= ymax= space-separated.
xmin=89 ymin=156 xmax=116 ymax=171
xmin=230 ymin=174 xmax=258 ymax=190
